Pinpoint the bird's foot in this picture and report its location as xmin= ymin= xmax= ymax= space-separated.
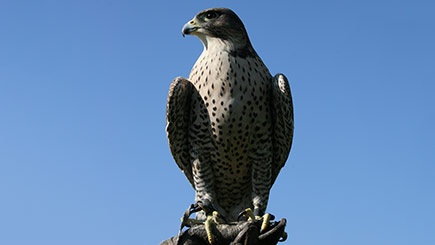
xmin=204 ymin=210 xmax=222 ymax=244
xmin=237 ymin=208 xmax=275 ymax=233
xmin=179 ymin=200 xmax=223 ymax=244
xmin=237 ymin=207 xmax=256 ymax=221
xmin=179 ymin=203 xmax=201 ymax=231
xmin=260 ymin=212 xmax=275 ymax=232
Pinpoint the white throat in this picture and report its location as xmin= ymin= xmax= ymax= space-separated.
xmin=195 ymin=34 xmax=240 ymax=55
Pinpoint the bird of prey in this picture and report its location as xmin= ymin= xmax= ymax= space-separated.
xmin=166 ymin=7 xmax=293 ymax=231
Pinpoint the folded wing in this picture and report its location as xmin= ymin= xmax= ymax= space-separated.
xmin=271 ymin=73 xmax=294 ymax=186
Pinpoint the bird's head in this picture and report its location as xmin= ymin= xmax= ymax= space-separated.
xmin=182 ymin=8 xmax=252 ymax=51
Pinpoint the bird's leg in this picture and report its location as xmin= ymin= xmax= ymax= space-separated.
xmin=250 ymin=150 xmax=274 ymax=232
xmin=191 ymin=156 xmax=218 ymax=218
xmin=185 ymin=158 xmax=223 ymax=244
xmin=251 ymin=186 xmax=276 ymax=232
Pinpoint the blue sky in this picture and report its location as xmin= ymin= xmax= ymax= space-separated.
xmin=0 ymin=0 xmax=434 ymax=244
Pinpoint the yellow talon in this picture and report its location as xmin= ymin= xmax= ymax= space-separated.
xmin=239 ymin=209 xmax=272 ymax=232
xmin=243 ymin=208 xmax=256 ymax=221
xmin=260 ymin=213 xmax=271 ymax=232
xmin=205 ymin=211 xmax=221 ymax=244
xmin=205 ymin=215 xmax=213 ymax=244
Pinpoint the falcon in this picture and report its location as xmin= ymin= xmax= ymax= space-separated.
xmin=166 ymin=7 xmax=294 ymax=236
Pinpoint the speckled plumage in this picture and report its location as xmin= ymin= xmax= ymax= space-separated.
xmin=166 ymin=8 xmax=294 ymax=222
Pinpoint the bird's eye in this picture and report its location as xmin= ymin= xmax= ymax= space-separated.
xmin=205 ymin=11 xmax=218 ymax=20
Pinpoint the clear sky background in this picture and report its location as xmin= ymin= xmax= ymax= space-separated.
xmin=0 ymin=0 xmax=434 ymax=244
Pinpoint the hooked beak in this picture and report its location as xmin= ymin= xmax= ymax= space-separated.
xmin=182 ymin=19 xmax=199 ymax=37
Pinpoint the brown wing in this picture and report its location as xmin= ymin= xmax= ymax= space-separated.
xmin=166 ymin=77 xmax=195 ymax=188
xmin=271 ymin=73 xmax=294 ymax=186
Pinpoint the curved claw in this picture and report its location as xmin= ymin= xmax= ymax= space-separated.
xmin=237 ymin=210 xmax=246 ymax=221
xmin=183 ymin=200 xmax=213 ymax=222
xmin=179 ymin=204 xmax=195 ymax=231
xmin=179 ymin=202 xmax=204 ymax=231
xmin=190 ymin=202 xmax=203 ymax=214
xmin=237 ymin=208 xmax=256 ymax=221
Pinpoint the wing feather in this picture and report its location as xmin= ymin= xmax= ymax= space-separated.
xmin=166 ymin=77 xmax=195 ymax=188
xmin=271 ymin=73 xmax=294 ymax=186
